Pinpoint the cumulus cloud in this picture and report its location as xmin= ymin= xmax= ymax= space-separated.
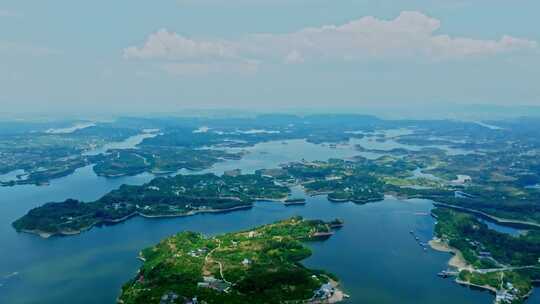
xmin=247 ymin=11 xmax=537 ymax=60
xmin=124 ymin=29 xmax=237 ymax=61
xmin=124 ymin=11 xmax=537 ymax=73
xmin=429 ymin=35 xmax=537 ymax=58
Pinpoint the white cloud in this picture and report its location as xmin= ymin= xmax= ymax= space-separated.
xmin=124 ymin=11 xmax=537 ymax=73
xmin=429 ymin=35 xmax=537 ymax=58
xmin=124 ymin=29 xmax=255 ymax=75
xmin=249 ymin=11 xmax=537 ymax=60
xmin=124 ymin=29 xmax=237 ymax=61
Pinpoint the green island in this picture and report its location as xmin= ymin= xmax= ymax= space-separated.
xmin=11 ymin=156 xmax=420 ymax=238
xmin=93 ymin=147 xmax=241 ymax=177
xmin=13 ymin=151 xmax=540 ymax=238
xmin=430 ymin=208 xmax=540 ymax=304
xmin=118 ymin=217 xmax=346 ymax=304
xmin=12 ymin=173 xmax=289 ymax=238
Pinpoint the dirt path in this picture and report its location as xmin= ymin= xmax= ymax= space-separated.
xmin=203 ymin=239 xmax=231 ymax=284
xmin=203 ymin=240 xmax=220 ymax=276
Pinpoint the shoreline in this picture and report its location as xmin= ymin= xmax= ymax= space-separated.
xmin=305 ymin=188 xmax=540 ymax=230
xmin=326 ymin=279 xmax=347 ymax=304
xmin=19 ymin=194 xmax=538 ymax=241
xmin=455 ymin=279 xmax=499 ymax=295
xmin=18 ymin=204 xmax=254 ymax=239
xmin=306 ymin=278 xmax=347 ymax=304
xmin=429 ymin=238 xmax=535 ymax=303
xmin=432 ymin=202 xmax=540 ymax=230
xmin=428 ymin=238 xmax=473 ymax=271
xmin=428 ymin=238 xmax=498 ymax=298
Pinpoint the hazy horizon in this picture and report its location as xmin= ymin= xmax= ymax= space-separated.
xmin=1 ymin=104 xmax=540 ymax=122
xmin=1 ymin=0 xmax=540 ymax=114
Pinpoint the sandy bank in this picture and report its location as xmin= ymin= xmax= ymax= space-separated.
xmin=429 ymin=238 xmax=472 ymax=271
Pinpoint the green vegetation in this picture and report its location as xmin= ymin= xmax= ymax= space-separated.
xmin=119 ymin=217 xmax=343 ymax=304
xmin=284 ymin=160 xmax=386 ymax=203
xmin=93 ymin=147 xmax=241 ymax=177
xmin=433 ymin=208 xmax=540 ymax=303
xmin=434 ymin=208 xmax=540 ymax=267
xmin=459 ymin=270 xmax=533 ymax=300
xmin=0 ymin=123 xmax=138 ymax=186
xmin=13 ymin=173 xmax=290 ymax=237
xmin=6 ymin=115 xmax=540 ymax=303
xmin=13 ymin=141 xmax=540 ymax=242
xmin=5 ymin=115 xmax=540 ymax=227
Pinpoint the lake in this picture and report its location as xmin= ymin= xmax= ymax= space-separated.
xmin=0 ymin=137 xmax=535 ymax=304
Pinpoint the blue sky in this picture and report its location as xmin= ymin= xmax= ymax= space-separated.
xmin=1 ymin=0 xmax=539 ymax=114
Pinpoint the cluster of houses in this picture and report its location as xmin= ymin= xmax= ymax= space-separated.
xmin=107 ymin=202 xmax=132 ymax=211
xmin=312 ymin=282 xmax=337 ymax=302
xmin=257 ymin=168 xmax=287 ymax=178
xmin=187 ymin=248 xmax=208 ymax=258
xmin=159 ymin=292 xmax=199 ymax=304
xmin=147 ymin=185 xmax=160 ymax=191
xmin=184 ymin=203 xmax=211 ymax=211
xmin=466 ymin=239 xmax=494 ymax=260
xmin=197 ymin=276 xmax=231 ymax=293
xmin=495 ymin=282 xmax=521 ymax=304
xmin=159 ymin=292 xmax=179 ymax=304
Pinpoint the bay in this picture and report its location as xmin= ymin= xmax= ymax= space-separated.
xmin=0 ymin=137 xmax=523 ymax=304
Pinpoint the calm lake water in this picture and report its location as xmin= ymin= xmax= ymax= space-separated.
xmin=0 ymin=138 xmax=536 ymax=304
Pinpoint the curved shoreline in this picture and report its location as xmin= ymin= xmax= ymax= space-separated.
xmin=455 ymin=279 xmax=499 ymax=295
xmin=18 ymin=204 xmax=254 ymax=239
xmin=432 ymin=202 xmax=540 ymax=230
xmin=429 ymin=238 xmax=536 ymax=303
xmin=19 ymin=195 xmax=539 ymax=240
xmin=428 ymin=239 xmax=499 ymax=300
xmin=429 ymin=238 xmax=472 ymax=271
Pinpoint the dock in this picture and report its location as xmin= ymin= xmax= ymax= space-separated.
xmin=410 ymin=230 xmax=428 ymax=251
xmin=437 ymin=270 xmax=459 ymax=278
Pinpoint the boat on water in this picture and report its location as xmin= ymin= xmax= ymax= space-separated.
xmin=437 ymin=270 xmax=457 ymax=278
